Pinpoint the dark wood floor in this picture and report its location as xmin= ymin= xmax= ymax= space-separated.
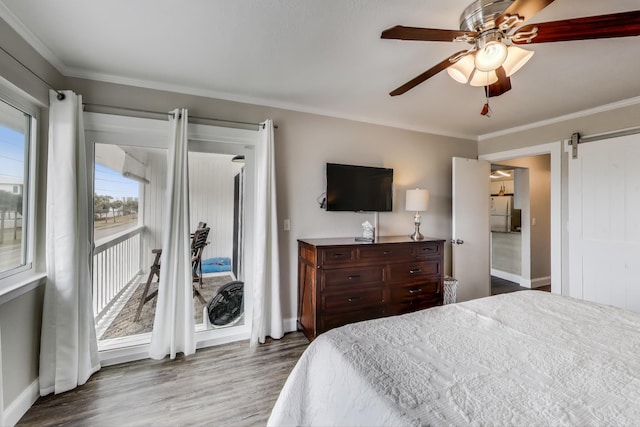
xmin=491 ymin=276 xmax=551 ymax=295
xmin=18 ymin=332 xmax=309 ymax=427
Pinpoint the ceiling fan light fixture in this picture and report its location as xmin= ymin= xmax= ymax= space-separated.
xmin=446 ymin=53 xmax=476 ymax=83
xmin=474 ymin=32 xmax=508 ymax=72
xmin=474 ymin=40 xmax=507 ymax=71
xmin=502 ymin=45 xmax=535 ymax=77
xmin=469 ymin=68 xmax=498 ymax=87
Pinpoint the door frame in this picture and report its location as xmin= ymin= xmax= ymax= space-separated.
xmin=84 ymin=113 xmax=261 ymax=365
xmin=480 ymin=141 xmax=562 ymax=294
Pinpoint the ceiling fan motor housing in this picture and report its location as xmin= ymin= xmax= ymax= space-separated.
xmin=459 ymin=0 xmax=513 ymax=32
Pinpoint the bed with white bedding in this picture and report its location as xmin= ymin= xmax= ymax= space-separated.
xmin=268 ymin=291 xmax=640 ymax=426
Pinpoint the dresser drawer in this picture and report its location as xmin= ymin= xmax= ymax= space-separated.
xmin=388 ymin=298 xmax=441 ymax=316
xmin=358 ymin=244 xmax=414 ymax=261
xmin=321 ymin=307 xmax=386 ymax=332
xmin=318 ymin=246 xmax=356 ymax=266
xmin=321 ymin=265 xmax=384 ymax=291
xmin=388 ymin=260 xmax=441 ymax=283
xmin=390 ymin=279 xmax=440 ymax=303
xmin=321 ymin=287 xmax=385 ymax=312
xmin=414 ymin=241 xmax=443 ymax=258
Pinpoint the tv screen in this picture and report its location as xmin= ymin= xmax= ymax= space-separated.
xmin=326 ymin=163 xmax=393 ymax=212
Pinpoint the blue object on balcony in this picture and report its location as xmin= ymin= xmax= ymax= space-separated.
xmin=199 ymin=257 xmax=232 ymax=273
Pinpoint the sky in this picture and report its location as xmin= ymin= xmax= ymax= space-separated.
xmin=0 ymin=125 xmax=25 ymax=182
xmin=95 ymin=163 xmax=139 ymax=200
xmin=1 ymin=121 xmax=138 ymax=199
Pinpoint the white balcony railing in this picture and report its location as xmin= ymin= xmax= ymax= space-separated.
xmin=93 ymin=225 xmax=144 ymax=319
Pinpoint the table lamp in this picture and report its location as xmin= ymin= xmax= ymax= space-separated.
xmin=405 ymin=188 xmax=430 ymax=241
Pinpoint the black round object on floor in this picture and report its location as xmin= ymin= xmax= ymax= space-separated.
xmin=207 ymin=280 xmax=244 ymax=326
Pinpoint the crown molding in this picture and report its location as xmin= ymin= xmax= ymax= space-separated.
xmin=0 ymin=1 xmax=67 ymax=73
xmin=478 ymin=96 xmax=640 ymax=141
xmin=64 ymin=67 xmax=477 ymax=142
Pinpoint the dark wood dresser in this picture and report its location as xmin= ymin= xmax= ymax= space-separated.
xmin=297 ymin=236 xmax=445 ymax=341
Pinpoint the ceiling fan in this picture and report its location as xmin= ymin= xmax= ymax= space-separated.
xmin=381 ymin=0 xmax=640 ymax=114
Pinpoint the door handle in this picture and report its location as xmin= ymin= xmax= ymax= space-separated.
xmin=451 ymin=239 xmax=464 ymax=245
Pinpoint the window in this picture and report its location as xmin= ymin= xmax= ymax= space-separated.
xmin=0 ymin=96 xmax=36 ymax=280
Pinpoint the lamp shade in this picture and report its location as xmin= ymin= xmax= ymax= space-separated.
xmin=406 ymin=188 xmax=430 ymax=212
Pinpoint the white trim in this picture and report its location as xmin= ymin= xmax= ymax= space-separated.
xmin=0 ymin=1 xmax=67 ymax=73
xmin=478 ymin=96 xmax=640 ymax=141
xmin=480 ymin=141 xmax=562 ymax=295
xmin=1 ymin=378 xmax=39 ymax=427
xmin=531 ymin=276 xmax=551 ymax=289
xmin=491 ymin=268 xmax=523 ymax=287
xmin=282 ymin=317 xmax=297 ymax=334
xmin=0 ymin=272 xmax=45 ymax=306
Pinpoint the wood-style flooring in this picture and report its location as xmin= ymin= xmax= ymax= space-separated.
xmin=18 ymin=332 xmax=309 ymax=427
xmin=491 ymin=276 xmax=551 ymax=295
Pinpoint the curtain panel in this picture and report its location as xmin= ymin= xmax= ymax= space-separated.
xmin=40 ymin=90 xmax=100 ymax=395
xmin=251 ymin=119 xmax=283 ymax=346
xmin=149 ymin=108 xmax=195 ymax=359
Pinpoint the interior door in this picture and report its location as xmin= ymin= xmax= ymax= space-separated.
xmin=568 ymin=133 xmax=640 ymax=312
xmin=452 ymin=157 xmax=491 ymax=301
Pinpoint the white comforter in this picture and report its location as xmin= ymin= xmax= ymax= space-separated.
xmin=268 ymin=291 xmax=640 ymax=426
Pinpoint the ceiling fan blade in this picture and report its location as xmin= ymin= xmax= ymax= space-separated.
xmin=389 ymin=51 xmax=468 ymax=96
xmin=485 ymin=67 xmax=512 ymax=98
xmin=512 ymin=10 xmax=640 ymax=44
xmin=496 ymin=0 xmax=556 ymax=27
xmin=381 ymin=26 xmax=476 ymax=42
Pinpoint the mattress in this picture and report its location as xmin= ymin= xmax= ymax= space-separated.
xmin=268 ymin=291 xmax=640 ymax=426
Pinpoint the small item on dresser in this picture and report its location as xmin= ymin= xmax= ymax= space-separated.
xmin=357 ymin=221 xmax=375 ymax=242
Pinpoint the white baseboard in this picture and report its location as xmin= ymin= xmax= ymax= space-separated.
xmin=2 ymin=379 xmax=39 ymax=427
xmin=531 ymin=276 xmax=551 ymax=288
xmin=283 ymin=317 xmax=297 ymax=334
xmin=491 ymin=269 xmax=523 ymax=286
xmin=491 ymin=269 xmax=551 ymax=290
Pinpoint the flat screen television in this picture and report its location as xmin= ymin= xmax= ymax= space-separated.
xmin=325 ymin=163 xmax=393 ymax=212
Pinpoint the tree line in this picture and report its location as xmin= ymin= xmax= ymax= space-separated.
xmin=94 ymin=194 xmax=138 ymax=223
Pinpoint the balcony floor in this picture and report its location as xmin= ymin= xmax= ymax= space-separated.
xmin=96 ymin=272 xmax=240 ymax=340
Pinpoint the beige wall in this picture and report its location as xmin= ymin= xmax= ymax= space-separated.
xmin=65 ymin=77 xmax=477 ymax=323
xmin=479 ymin=102 xmax=640 ymax=294
xmin=0 ymin=15 xmax=478 ymax=415
xmin=0 ymin=16 xmax=63 ymax=412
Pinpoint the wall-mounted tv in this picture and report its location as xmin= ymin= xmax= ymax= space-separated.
xmin=325 ymin=163 xmax=393 ymax=212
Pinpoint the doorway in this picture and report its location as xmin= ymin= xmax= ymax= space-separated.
xmin=480 ymin=141 xmax=562 ymax=295
xmin=84 ymin=112 xmax=260 ymax=364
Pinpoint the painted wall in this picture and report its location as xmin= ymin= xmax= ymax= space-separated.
xmin=0 ymin=16 xmax=64 ymax=421
xmin=64 ymin=77 xmax=478 ymax=327
xmin=479 ymin=102 xmax=640 ymax=295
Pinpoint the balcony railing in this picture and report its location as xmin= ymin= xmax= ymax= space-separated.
xmin=93 ymin=225 xmax=144 ymax=319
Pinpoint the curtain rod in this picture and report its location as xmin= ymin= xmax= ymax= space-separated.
xmin=83 ymin=102 xmax=277 ymax=129
xmin=0 ymin=44 xmax=66 ymax=100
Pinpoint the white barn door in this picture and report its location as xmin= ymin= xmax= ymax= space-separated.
xmin=568 ymin=133 xmax=640 ymax=311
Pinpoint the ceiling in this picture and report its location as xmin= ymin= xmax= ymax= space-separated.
xmin=1 ymin=0 xmax=639 ymax=139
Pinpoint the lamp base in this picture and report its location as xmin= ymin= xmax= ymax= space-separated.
xmin=410 ymin=226 xmax=424 ymax=241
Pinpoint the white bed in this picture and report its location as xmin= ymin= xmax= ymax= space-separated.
xmin=268 ymin=291 xmax=640 ymax=426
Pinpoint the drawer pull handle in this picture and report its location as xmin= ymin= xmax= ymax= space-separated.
xmin=347 ymin=274 xmax=361 ymax=280
xmin=383 ymin=251 xmax=392 ymax=255
xmin=348 ymin=296 xmax=361 ymax=302
xmin=409 ymin=268 xmax=422 ymax=274
xmin=333 ymin=253 xmax=343 ymax=258
xmin=409 ymin=288 xmax=423 ymax=294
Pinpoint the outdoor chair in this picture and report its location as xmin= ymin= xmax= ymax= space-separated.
xmin=134 ymin=223 xmax=210 ymax=322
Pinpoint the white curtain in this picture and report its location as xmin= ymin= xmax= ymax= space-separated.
xmin=149 ymin=108 xmax=195 ymax=359
xmin=251 ymin=119 xmax=283 ymax=346
xmin=40 ymin=90 xmax=100 ymax=395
